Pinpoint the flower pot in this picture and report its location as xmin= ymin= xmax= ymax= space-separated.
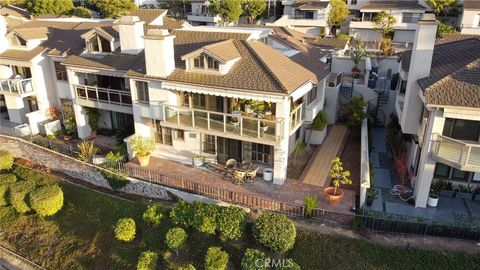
xmin=324 ymin=187 xmax=344 ymax=205
xmin=193 ymin=157 xmax=204 ymax=167
xmin=427 ymin=195 xmax=439 ymax=207
xmin=63 ymin=135 xmax=72 ymax=141
xmin=137 ymin=154 xmax=151 ymax=167
xmin=309 ymin=128 xmax=327 ymax=145
xmin=260 ymin=126 xmax=268 ymax=132
xmin=263 ymin=168 xmax=273 ymax=181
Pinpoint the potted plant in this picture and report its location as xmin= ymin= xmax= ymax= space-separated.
xmin=455 ymin=185 xmax=472 ymax=200
xmin=308 ymin=111 xmax=328 ymax=145
xmin=130 ymin=135 xmax=156 ymax=166
xmin=193 ymin=154 xmax=205 ymax=167
xmin=259 ymin=120 xmax=268 ymax=133
xmin=325 ymin=157 xmax=352 ymax=204
xmin=439 ymin=181 xmax=455 ymax=197
xmin=366 ymin=188 xmax=378 ymax=207
xmin=85 ymin=108 xmax=100 ymax=137
xmin=349 ymin=40 xmax=367 ymax=78
xmin=427 ymin=180 xmax=445 ymax=207
xmin=472 ymin=187 xmax=480 ymax=201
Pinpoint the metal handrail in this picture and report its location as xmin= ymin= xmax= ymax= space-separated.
xmin=75 ymin=84 xmax=132 ymax=107
xmin=433 ymin=133 xmax=480 ymax=167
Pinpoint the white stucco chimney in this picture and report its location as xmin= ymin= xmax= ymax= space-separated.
xmin=0 ymin=16 xmax=8 ymax=53
xmin=119 ymin=16 xmax=145 ymax=54
xmin=144 ymin=29 xmax=176 ymax=78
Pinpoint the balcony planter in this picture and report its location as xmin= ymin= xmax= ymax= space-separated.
xmin=307 ymin=111 xmax=328 ymax=145
xmin=324 ymin=187 xmax=344 ymax=205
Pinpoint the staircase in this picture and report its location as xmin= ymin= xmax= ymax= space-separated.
xmin=367 ymin=76 xmax=391 ymax=127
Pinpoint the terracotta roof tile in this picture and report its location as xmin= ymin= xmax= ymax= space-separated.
xmin=304 ymin=36 xmax=349 ymax=49
xmin=0 ymin=5 xmax=31 ymax=20
xmin=464 ymin=0 xmax=480 ymax=10
xmin=0 ymin=46 xmax=46 ymax=61
xmin=126 ymin=9 xmax=166 ymax=25
xmin=62 ymin=53 xmax=142 ymax=71
xmin=361 ymin=1 xmax=426 ymax=10
xmin=203 ymin=39 xmax=241 ymax=61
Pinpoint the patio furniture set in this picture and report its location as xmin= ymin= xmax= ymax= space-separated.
xmin=205 ymin=159 xmax=259 ymax=185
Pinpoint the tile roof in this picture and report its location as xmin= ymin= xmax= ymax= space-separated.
xmin=10 ymin=27 xmax=48 ymax=40
xmin=0 ymin=46 xmax=46 ymax=61
xmin=294 ymin=1 xmax=329 ymax=10
xmin=126 ymin=9 xmax=166 ymax=25
xmin=361 ymin=1 xmax=426 ymax=10
xmin=304 ymin=36 xmax=349 ymax=49
xmin=0 ymin=5 xmax=31 ymax=20
xmin=464 ymin=0 xmax=480 ymax=10
xmin=203 ymin=39 xmax=241 ymax=61
xmin=62 ymin=53 xmax=142 ymax=71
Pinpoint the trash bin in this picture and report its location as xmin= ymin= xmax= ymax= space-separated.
xmin=263 ymin=168 xmax=273 ymax=181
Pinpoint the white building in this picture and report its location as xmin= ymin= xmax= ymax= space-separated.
xmin=271 ymin=0 xmax=330 ymax=35
xmin=394 ymin=13 xmax=480 ymax=208
xmin=460 ymin=0 xmax=480 ymax=35
xmin=187 ymin=0 xmax=222 ymax=26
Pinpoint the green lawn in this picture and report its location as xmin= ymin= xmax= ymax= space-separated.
xmin=0 ymin=170 xmax=479 ymax=269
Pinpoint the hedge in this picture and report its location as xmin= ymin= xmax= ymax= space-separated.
xmin=241 ymin=248 xmax=269 ymax=270
xmin=192 ymin=201 xmax=217 ymax=234
xmin=205 ymin=247 xmax=229 ymax=270
xmin=0 ymin=185 xmax=9 ymax=206
xmin=216 ymin=206 xmax=246 ymax=239
xmin=253 ymin=212 xmax=296 ymax=252
xmin=12 ymin=166 xmax=57 ymax=186
xmin=142 ymin=204 xmax=163 ymax=226
xmin=0 ymin=150 xmax=13 ymax=171
xmin=170 ymin=200 xmax=194 ymax=227
xmin=114 ymin=218 xmax=136 ymax=242
xmin=29 ymin=185 xmax=64 ymax=217
xmin=100 ymin=169 xmax=129 ymax=190
xmin=9 ymin=180 xmax=36 ymax=213
xmin=0 ymin=174 xmax=17 ymax=185
xmin=136 ymin=251 xmax=158 ymax=270
xmin=165 ymin=227 xmax=187 ymax=252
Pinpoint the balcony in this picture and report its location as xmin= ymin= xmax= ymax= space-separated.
xmin=161 ymin=105 xmax=284 ymax=144
xmin=290 ymin=103 xmax=305 ymax=133
xmin=187 ymin=12 xmax=221 ymax=23
xmin=432 ymin=133 xmax=480 ymax=172
xmin=0 ymin=78 xmax=35 ymax=96
xmin=74 ymin=84 xmax=132 ymax=108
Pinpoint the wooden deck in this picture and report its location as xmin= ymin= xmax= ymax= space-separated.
xmin=302 ymin=125 xmax=349 ymax=187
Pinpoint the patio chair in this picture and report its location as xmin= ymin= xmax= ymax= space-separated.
xmin=233 ymin=169 xmax=246 ymax=185
xmin=245 ymin=166 xmax=258 ymax=183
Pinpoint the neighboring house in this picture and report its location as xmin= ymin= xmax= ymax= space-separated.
xmin=0 ymin=4 xmax=31 ymax=28
xmin=394 ymin=13 xmax=480 ymax=208
xmin=271 ymin=0 xmax=331 ymax=35
xmin=187 ymin=0 xmax=222 ymax=26
xmin=349 ymin=0 xmax=428 ymax=43
xmin=460 ymin=0 xmax=480 ymax=34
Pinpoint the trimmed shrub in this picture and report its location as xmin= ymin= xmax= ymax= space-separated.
xmin=192 ymin=201 xmax=217 ymax=234
xmin=216 ymin=206 xmax=246 ymax=239
xmin=12 ymin=166 xmax=57 ymax=186
xmin=178 ymin=264 xmax=195 ymax=270
xmin=165 ymin=227 xmax=187 ymax=252
xmin=241 ymin=248 xmax=269 ymax=270
xmin=29 ymin=185 xmax=64 ymax=217
xmin=0 ymin=206 xmax=17 ymax=223
xmin=170 ymin=200 xmax=194 ymax=227
xmin=142 ymin=204 xmax=163 ymax=226
xmin=205 ymin=247 xmax=229 ymax=270
xmin=114 ymin=218 xmax=136 ymax=242
xmin=0 ymin=185 xmax=9 ymax=206
xmin=275 ymin=259 xmax=301 ymax=270
xmin=9 ymin=180 xmax=36 ymax=213
xmin=0 ymin=150 xmax=13 ymax=171
xmin=253 ymin=212 xmax=296 ymax=252
xmin=100 ymin=169 xmax=129 ymax=190
xmin=0 ymin=174 xmax=17 ymax=185
xmin=136 ymin=251 xmax=158 ymax=270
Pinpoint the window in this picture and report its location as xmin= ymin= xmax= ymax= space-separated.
xmin=351 ymin=0 xmax=357 ymax=4
xmin=399 ymin=80 xmax=407 ymax=94
xmin=362 ymin=12 xmax=378 ymax=22
xmin=87 ymin=34 xmax=112 ymax=53
xmin=442 ymin=118 xmax=480 ymax=141
xmin=252 ymin=143 xmax=273 ymax=165
xmin=192 ymin=54 xmax=219 ymax=71
xmin=434 ymin=163 xmax=450 ymax=178
xmin=176 ymin=130 xmax=185 ymax=140
xmin=402 ymin=13 xmax=421 ymax=23
xmin=153 ymin=121 xmax=173 ymax=146
xmin=136 ymin=81 xmax=149 ymax=103
xmin=11 ymin=66 xmax=31 ymax=78
xmin=27 ymin=96 xmax=38 ymax=112
xmin=452 ymin=168 xmax=469 ymax=181
xmin=179 ymin=92 xmax=190 ymax=107
xmin=54 ymin=61 xmax=67 ymax=81
xmin=193 ymin=55 xmax=205 ymax=69
xmin=307 ymin=87 xmax=317 ymax=105
xmin=207 ymin=56 xmax=219 ymax=70
xmin=60 ymin=99 xmax=73 ymax=120
xmin=204 ymin=135 xmax=216 ymax=154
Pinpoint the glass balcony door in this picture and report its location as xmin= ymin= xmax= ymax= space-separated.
xmin=217 ymin=137 xmax=242 ymax=164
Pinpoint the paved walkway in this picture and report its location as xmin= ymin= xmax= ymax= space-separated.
xmin=302 ymin=125 xmax=348 ymax=186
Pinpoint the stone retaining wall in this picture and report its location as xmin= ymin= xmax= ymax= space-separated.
xmin=0 ymin=135 xmax=172 ymax=201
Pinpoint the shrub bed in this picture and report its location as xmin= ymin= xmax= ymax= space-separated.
xmin=114 ymin=218 xmax=136 ymax=242
xmin=0 ymin=185 xmax=9 ymax=206
xmin=178 ymin=264 xmax=196 ymax=270
xmin=142 ymin=204 xmax=163 ymax=226
xmin=29 ymin=185 xmax=64 ymax=217
xmin=0 ymin=150 xmax=13 ymax=170
xmin=9 ymin=180 xmax=36 ymax=213
xmin=0 ymin=206 xmax=17 ymax=223
xmin=253 ymin=212 xmax=296 ymax=252
xmin=241 ymin=248 xmax=269 ymax=270
xmin=136 ymin=251 xmax=158 ymax=270
xmin=170 ymin=200 xmax=194 ymax=227
xmin=205 ymin=247 xmax=229 ymax=270
xmin=0 ymin=174 xmax=17 ymax=185
xmin=12 ymin=166 xmax=57 ymax=186
xmin=100 ymin=169 xmax=129 ymax=190
xmin=165 ymin=227 xmax=187 ymax=252
xmin=192 ymin=201 xmax=217 ymax=234
xmin=216 ymin=205 xmax=246 ymax=239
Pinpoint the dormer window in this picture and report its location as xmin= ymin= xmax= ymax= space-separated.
xmin=9 ymin=34 xmax=26 ymax=46
xmin=193 ymin=54 xmax=219 ymax=71
xmin=181 ymin=40 xmax=241 ymax=75
xmin=87 ymin=34 xmax=112 ymax=53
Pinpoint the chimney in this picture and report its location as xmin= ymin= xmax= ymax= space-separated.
xmin=0 ymin=16 xmax=7 ymax=53
xmin=144 ymin=29 xmax=176 ymax=78
xmin=119 ymin=16 xmax=145 ymax=54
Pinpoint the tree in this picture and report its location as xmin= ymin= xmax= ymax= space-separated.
xmin=160 ymin=0 xmax=189 ymax=19
xmin=427 ymin=0 xmax=458 ymax=17
xmin=327 ymin=0 xmax=349 ymax=35
xmin=205 ymin=247 xmax=229 ymax=270
xmin=71 ymin=7 xmax=92 ymax=18
xmin=328 ymin=157 xmax=352 ymax=196
xmin=436 ymin=22 xmax=458 ymax=38
xmin=29 ymin=185 xmax=64 ymax=217
xmin=114 ymin=218 xmax=136 ymax=242
xmin=341 ymin=96 xmax=367 ymax=129
xmin=241 ymin=248 xmax=269 ymax=270
xmin=136 ymin=251 xmax=158 ymax=270
xmin=209 ymin=0 xmax=243 ymax=25
xmin=26 ymin=0 xmax=73 ymax=15
xmin=165 ymin=227 xmax=187 ymax=253
xmin=242 ymin=0 xmax=266 ymax=24
xmin=253 ymin=212 xmax=296 ymax=252
xmin=86 ymin=0 xmax=136 ymax=18
xmin=373 ymin=10 xmax=397 ymax=38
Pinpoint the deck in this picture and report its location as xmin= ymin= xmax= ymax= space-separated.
xmin=432 ymin=133 xmax=480 ymax=172
xmin=301 ymin=125 xmax=349 ymax=186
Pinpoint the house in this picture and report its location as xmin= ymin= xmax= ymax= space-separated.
xmin=0 ymin=5 xmax=31 ymax=28
xmin=187 ymin=0 xmax=222 ymax=26
xmin=349 ymin=0 xmax=428 ymax=43
xmin=271 ymin=0 xmax=331 ymax=35
xmin=460 ymin=0 xmax=480 ymax=35
xmin=394 ymin=13 xmax=480 ymax=208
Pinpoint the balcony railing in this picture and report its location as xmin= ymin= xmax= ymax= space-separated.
xmin=162 ymin=105 xmax=284 ymax=142
xmin=432 ymin=133 xmax=480 ymax=172
xmin=290 ymin=103 xmax=305 ymax=132
xmin=0 ymin=78 xmax=34 ymax=95
xmin=75 ymin=84 xmax=132 ymax=107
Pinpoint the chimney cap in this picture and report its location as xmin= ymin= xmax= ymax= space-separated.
xmin=119 ymin=16 xmax=143 ymax=25
xmin=144 ymin=29 xmax=174 ymax=40
xmin=419 ymin=13 xmax=438 ymax=24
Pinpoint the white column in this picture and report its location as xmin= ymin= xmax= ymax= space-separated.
xmin=273 ymin=97 xmax=290 ymax=185
xmin=4 ymin=95 xmax=26 ymax=124
xmin=73 ymin=104 xmax=92 ymax=139
xmin=414 ymin=109 xmax=445 ymax=208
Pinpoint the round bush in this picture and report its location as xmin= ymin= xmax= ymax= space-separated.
xmin=216 ymin=206 xmax=247 ymax=240
xmin=192 ymin=201 xmax=217 ymax=234
xmin=136 ymin=251 xmax=158 ymax=270
xmin=165 ymin=227 xmax=187 ymax=252
xmin=29 ymin=185 xmax=64 ymax=217
xmin=253 ymin=212 xmax=296 ymax=252
xmin=0 ymin=150 xmax=13 ymax=171
xmin=142 ymin=204 xmax=163 ymax=226
xmin=9 ymin=180 xmax=36 ymax=214
xmin=205 ymin=247 xmax=229 ymax=270
xmin=170 ymin=200 xmax=194 ymax=227
xmin=0 ymin=174 xmax=17 ymax=185
xmin=178 ymin=264 xmax=196 ymax=270
xmin=241 ymin=248 xmax=269 ymax=270
xmin=114 ymin=218 xmax=136 ymax=242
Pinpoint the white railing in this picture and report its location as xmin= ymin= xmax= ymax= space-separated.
xmin=359 ymin=117 xmax=370 ymax=208
xmin=75 ymin=84 xmax=132 ymax=107
xmin=162 ymin=104 xmax=284 ymax=142
xmin=432 ymin=133 xmax=480 ymax=171
xmin=0 ymin=78 xmax=34 ymax=94
xmin=290 ymin=103 xmax=305 ymax=132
